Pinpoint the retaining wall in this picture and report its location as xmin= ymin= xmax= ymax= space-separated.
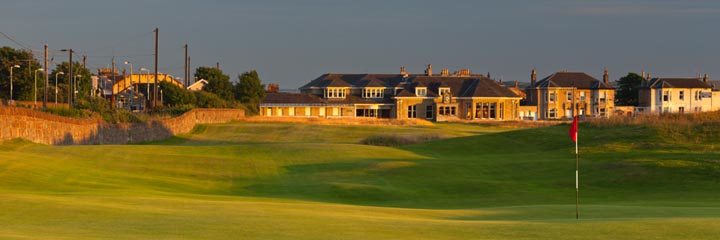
xmin=0 ymin=107 xmax=244 ymax=145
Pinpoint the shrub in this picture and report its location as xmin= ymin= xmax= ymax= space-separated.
xmin=194 ymin=91 xmax=228 ymax=108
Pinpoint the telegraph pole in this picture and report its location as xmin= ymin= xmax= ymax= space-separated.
xmin=153 ymin=27 xmax=159 ymax=109
xmin=43 ymin=44 xmax=48 ymax=109
xmin=184 ymin=43 xmax=188 ymax=87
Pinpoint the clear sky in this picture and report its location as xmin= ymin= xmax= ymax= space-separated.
xmin=2 ymin=0 xmax=719 ymax=89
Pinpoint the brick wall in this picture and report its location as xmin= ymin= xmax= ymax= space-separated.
xmin=0 ymin=107 xmax=244 ymax=145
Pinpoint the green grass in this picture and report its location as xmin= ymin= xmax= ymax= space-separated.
xmin=2 ymin=121 xmax=720 ymax=239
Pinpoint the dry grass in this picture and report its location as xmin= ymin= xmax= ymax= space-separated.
xmin=587 ymin=111 xmax=720 ymax=143
xmin=240 ymin=116 xmax=434 ymax=126
xmin=360 ymin=133 xmax=444 ymax=146
xmin=444 ymin=119 xmax=562 ymax=129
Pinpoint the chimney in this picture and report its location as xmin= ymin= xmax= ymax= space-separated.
xmin=487 ymin=72 xmax=491 ymax=79
xmin=515 ymin=80 xmax=519 ymax=88
xmin=641 ymin=70 xmax=646 ymax=79
xmin=603 ymin=69 xmax=609 ymax=84
xmin=531 ymin=68 xmax=537 ymax=87
xmin=704 ymin=73 xmax=709 ymax=83
xmin=400 ymin=66 xmax=407 ymax=75
xmin=425 ymin=64 xmax=433 ymax=76
xmin=647 ymin=73 xmax=651 ymax=80
xmin=441 ymin=68 xmax=449 ymax=76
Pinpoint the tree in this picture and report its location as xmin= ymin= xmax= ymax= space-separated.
xmin=160 ymin=81 xmax=196 ymax=106
xmin=194 ymin=66 xmax=233 ymax=101
xmin=615 ymin=72 xmax=645 ymax=106
xmin=0 ymin=46 xmax=42 ymax=100
xmin=50 ymin=61 xmax=92 ymax=103
xmin=234 ymin=70 xmax=266 ymax=107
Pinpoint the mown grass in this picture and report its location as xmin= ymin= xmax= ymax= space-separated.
xmin=2 ymin=120 xmax=720 ymax=239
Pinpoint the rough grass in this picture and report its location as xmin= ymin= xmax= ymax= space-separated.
xmin=2 ymin=120 xmax=720 ymax=239
xmin=360 ymin=133 xmax=443 ymax=146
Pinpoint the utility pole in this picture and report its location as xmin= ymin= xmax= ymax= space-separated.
xmin=153 ymin=27 xmax=159 ymax=109
xmin=184 ymin=43 xmax=188 ymax=87
xmin=82 ymin=55 xmax=86 ymax=69
xmin=188 ymin=56 xmax=191 ymax=85
xmin=216 ymin=62 xmax=220 ymax=70
xmin=61 ymin=49 xmax=73 ymax=107
xmin=43 ymin=44 xmax=48 ymax=109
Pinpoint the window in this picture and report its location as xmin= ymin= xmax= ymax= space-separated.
xmin=567 ymin=92 xmax=573 ymax=101
xmin=426 ymin=105 xmax=433 ymax=119
xmin=695 ymin=91 xmax=700 ymax=101
xmin=407 ymin=105 xmax=417 ymax=118
xmin=599 ymin=92 xmax=606 ymax=103
xmin=695 ymin=106 xmax=702 ymax=112
xmin=679 ymin=91 xmax=684 ymax=101
xmin=679 ymin=107 xmax=685 ymax=113
xmin=416 ymin=88 xmax=427 ymax=97
xmin=363 ymin=88 xmax=384 ymax=98
xmin=499 ymin=103 xmax=504 ymax=119
xmin=438 ymin=106 xmax=456 ymax=116
xmin=326 ymin=88 xmax=346 ymax=98
xmin=548 ymin=92 xmax=556 ymax=103
xmin=663 ymin=91 xmax=670 ymax=102
xmin=489 ymin=103 xmax=496 ymax=119
xmin=548 ymin=108 xmax=557 ymax=118
xmin=439 ymin=88 xmax=451 ymax=96
xmin=580 ymin=92 xmax=586 ymax=101
xmin=599 ymin=108 xmax=606 ymax=116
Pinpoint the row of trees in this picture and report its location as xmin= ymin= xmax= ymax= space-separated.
xmin=1 ymin=46 xmax=92 ymax=103
xmin=183 ymin=66 xmax=266 ymax=112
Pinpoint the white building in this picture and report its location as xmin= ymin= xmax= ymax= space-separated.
xmin=638 ymin=77 xmax=715 ymax=114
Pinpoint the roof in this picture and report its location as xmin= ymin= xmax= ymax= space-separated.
xmin=533 ymin=72 xmax=613 ymax=89
xmin=708 ymin=80 xmax=720 ymax=91
xmin=646 ymin=78 xmax=711 ymax=89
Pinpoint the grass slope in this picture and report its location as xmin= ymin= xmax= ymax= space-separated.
xmin=1 ymin=122 xmax=720 ymax=239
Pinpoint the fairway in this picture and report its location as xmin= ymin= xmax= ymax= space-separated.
xmin=2 ymin=121 xmax=720 ymax=239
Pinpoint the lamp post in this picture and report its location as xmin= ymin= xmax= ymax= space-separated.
xmin=55 ymin=71 xmax=64 ymax=105
xmin=124 ymin=61 xmax=133 ymax=110
xmin=60 ymin=49 xmax=73 ymax=107
xmin=34 ymin=68 xmax=44 ymax=108
xmin=139 ymin=67 xmax=150 ymax=106
xmin=9 ymin=65 xmax=20 ymax=101
xmin=73 ymin=74 xmax=81 ymax=101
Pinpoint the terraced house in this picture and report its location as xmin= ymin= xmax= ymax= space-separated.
xmin=525 ymin=69 xmax=615 ymax=119
xmin=261 ymin=65 xmax=523 ymax=121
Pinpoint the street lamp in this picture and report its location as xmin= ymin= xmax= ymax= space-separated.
xmin=139 ymin=67 xmax=150 ymax=104
xmin=73 ymin=74 xmax=81 ymax=101
xmin=55 ymin=71 xmax=64 ymax=105
xmin=34 ymin=68 xmax=44 ymax=108
xmin=9 ymin=65 xmax=20 ymax=101
xmin=124 ymin=61 xmax=134 ymax=110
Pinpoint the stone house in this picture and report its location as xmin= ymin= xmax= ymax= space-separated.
xmin=261 ymin=65 xmax=522 ymax=121
xmin=525 ymin=69 xmax=615 ymax=119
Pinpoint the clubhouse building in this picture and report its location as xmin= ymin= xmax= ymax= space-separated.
xmin=261 ymin=65 xmax=523 ymax=121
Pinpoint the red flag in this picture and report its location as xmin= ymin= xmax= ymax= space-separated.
xmin=569 ymin=116 xmax=578 ymax=142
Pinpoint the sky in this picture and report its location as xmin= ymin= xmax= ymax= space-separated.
xmin=1 ymin=0 xmax=719 ymax=89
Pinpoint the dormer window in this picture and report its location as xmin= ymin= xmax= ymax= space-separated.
xmin=439 ymin=87 xmax=451 ymax=96
xmin=325 ymin=88 xmax=346 ymax=99
xmin=363 ymin=88 xmax=384 ymax=98
xmin=416 ymin=87 xmax=427 ymax=97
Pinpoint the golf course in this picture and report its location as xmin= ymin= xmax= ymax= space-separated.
xmin=1 ymin=119 xmax=720 ymax=239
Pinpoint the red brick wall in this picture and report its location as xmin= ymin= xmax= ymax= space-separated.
xmin=0 ymin=107 xmax=244 ymax=145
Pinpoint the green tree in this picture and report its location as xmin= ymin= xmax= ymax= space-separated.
xmin=160 ymin=81 xmax=196 ymax=106
xmin=0 ymin=46 xmax=42 ymax=100
xmin=234 ymin=70 xmax=266 ymax=112
xmin=615 ymin=72 xmax=645 ymax=106
xmin=194 ymin=66 xmax=233 ymax=101
xmin=50 ymin=61 xmax=92 ymax=103
xmin=194 ymin=91 xmax=228 ymax=108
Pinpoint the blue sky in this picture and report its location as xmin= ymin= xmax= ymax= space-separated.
xmin=2 ymin=0 xmax=719 ymax=88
